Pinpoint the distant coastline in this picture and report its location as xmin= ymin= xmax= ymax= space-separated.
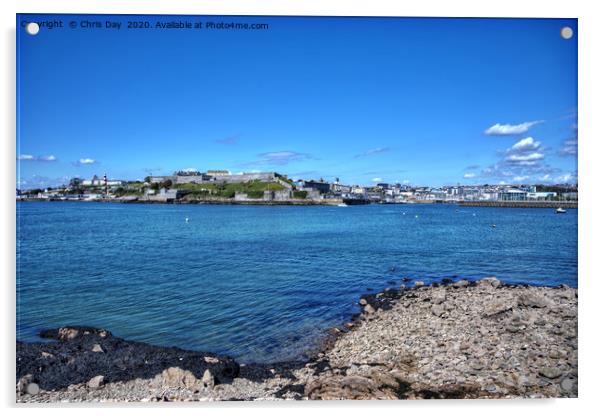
xmin=16 ymin=198 xmax=578 ymax=209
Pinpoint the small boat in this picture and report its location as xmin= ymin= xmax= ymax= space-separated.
xmin=337 ymin=203 xmax=348 ymax=207
xmin=556 ymin=207 xmax=567 ymax=214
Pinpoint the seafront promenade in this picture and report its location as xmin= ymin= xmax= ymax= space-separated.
xmin=459 ymin=201 xmax=578 ymax=209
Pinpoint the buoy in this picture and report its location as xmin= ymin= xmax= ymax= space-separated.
xmin=491 ymin=224 xmax=496 ymax=228
xmin=415 ymin=215 xmax=419 ymax=218
xmin=185 ymin=217 xmax=189 ymax=223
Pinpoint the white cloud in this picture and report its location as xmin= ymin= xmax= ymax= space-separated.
xmin=539 ymin=174 xmax=551 ymax=181
xmin=559 ymin=139 xmax=577 ymax=156
xmin=17 ymin=154 xmax=57 ymax=162
xmin=355 ymin=147 xmax=391 ymax=158
xmin=513 ymin=175 xmax=529 ymax=182
xmin=506 ymin=152 xmax=544 ymax=163
xmin=503 ymin=137 xmax=545 ymax=166
xmin=485 ymin=120 xmax=543 ymax=136
xmin=510 ymin=137 xmax=541 ymax=152
xmin=78 ymin=158 xmax=96 ymax=165
xmin=402 ymin=179 xmax=410 ymax=184
xmin=463 ymin=173 xmax=476 ymax=178
xmin=241 ymin=151 xmax=311 ymax=167
xmin=556 ymin=173 xmax=577 ymax=183
xmin=372 ymin=177 xmax=382 ymax=182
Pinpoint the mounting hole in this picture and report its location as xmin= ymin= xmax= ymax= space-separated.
xmin=560 ymin=26 xmax=573 ymax=40
xmin=25 ymin=22 xmax=40 ymax=36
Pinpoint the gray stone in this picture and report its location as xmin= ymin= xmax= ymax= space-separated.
xmin=363 ymin=304 xmax=376 ymax=314
xmin=305 ymin=375 xmax=398 ymax=400
xmin=202 ymin=369 xmax=214 ymax=389
xmin=87 ymin=375 xmax=104 ymax=389
xmin=483 ymin=301 xmax=513 ymax=317
xmin=359 ymin=298 xmax=368 ymax=306
xmin=16 ymin=374 xmax=33 ymax=395
xmin=518 ymin=292 xmax=550 ymax=308
xmin=431 ymin=289 xmax=446 ymax=305
xmin=160 ymin=367 xmax=198 ymax=389
xmin=414 ymin=281 xmax=425 ymax=288
xmin=471 ymin=361 xmax=485 ymax=370
xmin=431 ymin=304 xmax=445 ymax=317
xmin=538 ymin=367 xmax=563 ymax=379
xmin=91 ymin=343 xmax=104 ymax=353
xmin=478 ymin=277 xmax=501 ymax=288
xmin=453 ymin=279 xmax=470 ymax=288
xmin=560 ymin=377 xmax=576 ymax=392
xmin=26 ymin=382 xmax=39 ymax=395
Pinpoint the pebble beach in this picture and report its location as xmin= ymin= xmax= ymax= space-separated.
xmin=16 ymin=277 xmax=577 ymax=402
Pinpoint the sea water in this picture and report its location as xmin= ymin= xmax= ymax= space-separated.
xmin=16 ymin=202 xmax=577 ymax=363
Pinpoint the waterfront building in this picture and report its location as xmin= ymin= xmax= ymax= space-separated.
xmin=299 ymin=180 xmax=331 ymax=194
xmin=498 ymin=188 xmax=528 ymax=201
xmin=527 ymin=192 xmax=557 ymax=200
xmin=81 ymin=174 xmax=123 ymax=187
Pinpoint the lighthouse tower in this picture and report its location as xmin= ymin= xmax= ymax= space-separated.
xmin=103 ymin=173 xmax=108 ymax=197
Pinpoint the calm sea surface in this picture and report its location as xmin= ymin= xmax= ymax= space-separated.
xmin=16 ymin=202 xmax=577 ymax=363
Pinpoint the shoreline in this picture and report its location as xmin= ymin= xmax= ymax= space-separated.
xmin=17 ymin=199 xmax=578 ymax=208
xmin=16 ymin=277 xmax=577 ymax=401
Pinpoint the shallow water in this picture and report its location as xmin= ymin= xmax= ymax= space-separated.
xmin=16 ymin=202 xmax=577 ymax=363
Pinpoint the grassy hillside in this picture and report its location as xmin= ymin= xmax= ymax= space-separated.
xmin=174 ymin=180 xmax=285 ymax=199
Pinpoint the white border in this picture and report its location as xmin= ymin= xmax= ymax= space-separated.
xmin=3 ymin=1 xmax=601 ymax=416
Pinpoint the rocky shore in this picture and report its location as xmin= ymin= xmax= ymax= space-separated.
xmin=16 ymin=277 xmax=577 ymax=402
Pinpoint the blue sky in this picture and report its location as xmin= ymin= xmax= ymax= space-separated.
xmin=17 ymin=15 xmax=577 ymax=189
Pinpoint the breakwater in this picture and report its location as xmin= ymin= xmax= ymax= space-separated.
xmin=459 ymin=201 xmax=577 ymax=209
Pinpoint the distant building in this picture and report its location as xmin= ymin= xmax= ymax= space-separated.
xmin=498 ymin=189 xmax=527 ymax=201
xmin=527 ymin=192 xmax=557 ymax=200
xmin=82 ymin=174 xmax=123 ymax=187
xmin=299 ymin=180 xmax=331 ymax=194
xmin=561 ymin=192 xmax=578 ymax=200
xmin=207 ymin=170 xmax=231 ymax=177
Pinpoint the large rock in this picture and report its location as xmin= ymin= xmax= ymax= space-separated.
xmin=87 ymin=375 xmax=104 ymax=389
xmin=159 ymin=367 xmax=199 ymax=389
xmin=518 ymin=292 xmax=550 ymax=308
xmin=478 ymin=277 xmax=501 ymax=288
xmin=305 ymin=375 xmax=399 ymax=400
xmin=538 ymin=367 xmax=563 ymax=379
xmin=26 ymin=383 xmax=39 ymax=395
xmin=431 ymin=289 xmax=447 ymax=305
xmin=16 ymin=374 xmax=33 ymax=395
xmin=431 ymin=304 xmax=445 ymax=317
xmin=39 ymin=326 xmax=111 ymax=342
xmin=363 ymin=304 xmax=376 ymax=315
xmin=202 ymin=369 xmax=214 ymax=389
xmin=453 ymin=280 xmax=470 ymax=288
xmin=482 ymin=300 xmax=514 ymax=317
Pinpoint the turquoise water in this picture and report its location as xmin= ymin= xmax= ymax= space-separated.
xmin=16 ymin=202 xmax=577 ymax=363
